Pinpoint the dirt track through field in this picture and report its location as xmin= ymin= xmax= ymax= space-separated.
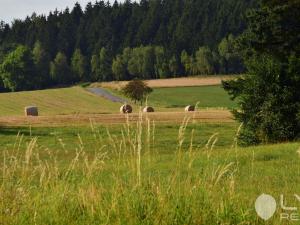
xmin=87 ymin=87 xmax=126 ymax=103
xmin=0 ymin=110 xmax=233 ymax=127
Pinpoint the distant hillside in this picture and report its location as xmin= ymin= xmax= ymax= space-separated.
xmin=0 ymin=0 xmax=257 ymax=92
xmin=0 ymin=0 xmax=257 ymax=58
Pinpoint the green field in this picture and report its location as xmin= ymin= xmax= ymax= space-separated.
xmin=111 ymin=85 xmax=236 ymax=110
xmin=0 ymin=122 xmax=238 ymax=153
xmin=0 ymin=86 xmax=120 ymax=116
xmin=1 ymin=120 xmax=300 ymax=224
xmin=149 ymin=85 xmax=236 ymax=109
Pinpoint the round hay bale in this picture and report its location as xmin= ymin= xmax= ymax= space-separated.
xmin=25 ymin=106 xmax=38 ymax=116
xmin=185 ymin=105 xmax=195 ymax=112
xmin=120 ymin=104 xmax=133 ymax=114
xmin=143 ymin=106 xmax=155 ymax=113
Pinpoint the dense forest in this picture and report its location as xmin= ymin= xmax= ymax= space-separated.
xmin=0 ymin=0 xmax=257 ymax=92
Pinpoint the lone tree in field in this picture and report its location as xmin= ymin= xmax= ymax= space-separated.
xmin=122 ymin=79 xmax=153 ymax=105
xmin=223 ymin=0 xmax=300 ymax=146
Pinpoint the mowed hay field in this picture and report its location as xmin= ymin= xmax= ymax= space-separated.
xmin=0 ymin=77 xmax=236 ymax=118
xmin=93 ymin=75 xmax=237 ymax=89
xmin=0 ymin=86 xmax=121 ymax=116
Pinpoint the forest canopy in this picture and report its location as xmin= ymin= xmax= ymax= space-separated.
xmin=0 ymin=0 xmax=257 ymax=92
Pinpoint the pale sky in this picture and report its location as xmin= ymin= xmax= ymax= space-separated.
xmin=0 ymin=0 xmax=125 ymax=23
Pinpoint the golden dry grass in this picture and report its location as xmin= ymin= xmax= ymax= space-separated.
xmin=92 ymin=75 xmax=238 ymax=90
xmin=0 ymin=110 xmax=233 ymax=127
xmin=0 ymin=87 xmax=121 ymax=116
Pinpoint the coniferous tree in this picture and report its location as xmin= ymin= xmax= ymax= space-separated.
xmin=0 ymin=0 xmax=257 ymax=90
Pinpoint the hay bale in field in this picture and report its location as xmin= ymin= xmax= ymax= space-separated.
xmin=25 ymin=106 xmax=38 ymax=116
xmin=185 ymin=105 xmax=195 ymax=112
xmin=143 ymin=106 xmax=154 ymax=113
xmin=120 ymin=104 xmax=133 ymax=113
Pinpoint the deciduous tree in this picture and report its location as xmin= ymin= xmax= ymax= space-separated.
xmin=0 ymin=45 xmax=38 ymax=91
xmin=122 ymin=79 xmax=153 ymax=105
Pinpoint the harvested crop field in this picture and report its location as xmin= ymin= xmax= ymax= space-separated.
xmin=91 ymin=75 xmax=238 ymax=89
xmin=0 ymin=110 xmax=233 ymax=127
xmin=0 ymin=86 xmax=121 ymax=116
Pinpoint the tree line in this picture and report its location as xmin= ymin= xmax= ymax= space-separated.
xmin=0 ymin=0 xmax=257 ymax=91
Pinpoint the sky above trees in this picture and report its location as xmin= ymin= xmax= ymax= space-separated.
xmin=0 ymin=0 xmax=125 ymax=23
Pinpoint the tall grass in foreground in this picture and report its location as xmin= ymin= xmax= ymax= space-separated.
xmin=1 ymin=113 xmax=271 ymax=224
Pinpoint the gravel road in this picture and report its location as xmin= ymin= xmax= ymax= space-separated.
xmin=87 ymin=87 xmax=126 ymax=103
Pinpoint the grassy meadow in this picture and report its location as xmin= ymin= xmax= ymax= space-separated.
xmin=147 ymin=85 xmax=237 ymax=109
xmin=0 ymin=81 xmax=298 ymax=224
xmin=0 ymin=122 xmax=238 ymax=154
xmin=107 ymin=85 xmax=236 ymax=111
xmin=1 ymin=117 xmax=300 ymax=224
